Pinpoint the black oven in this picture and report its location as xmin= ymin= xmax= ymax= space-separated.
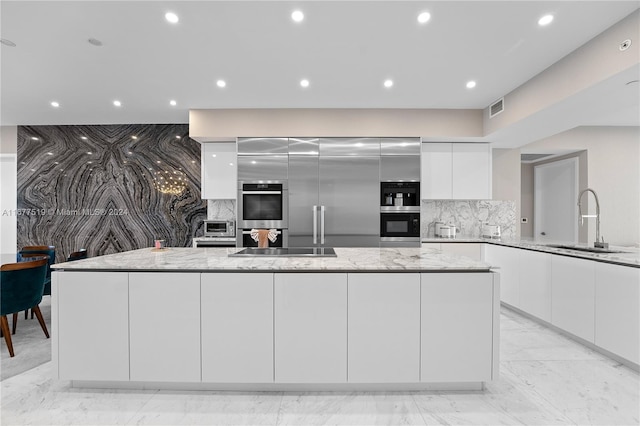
xmin=380 ymin=212 xmax=420 ymax=240
xmin=237 ymin=182 xmax=288 ymax=229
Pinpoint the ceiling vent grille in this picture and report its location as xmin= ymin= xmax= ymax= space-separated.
xmin=490 ymin=98 xmax=504 ymax=118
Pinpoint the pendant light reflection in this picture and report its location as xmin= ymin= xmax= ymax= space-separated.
xmin=152 ymin=169 xmax=187 ymax=195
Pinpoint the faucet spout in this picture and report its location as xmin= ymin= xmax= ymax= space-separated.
xmin=577 ymin=188 xmax=607 ymax=249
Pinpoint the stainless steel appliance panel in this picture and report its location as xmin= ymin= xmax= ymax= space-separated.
xmin=237 ymin=155 xmax=288 ymax=181
xmin=288 ymin=141 xmax=320 ymax=247
xmin=237 ymin=138 xmax=289 ymax=155
xmin=380 ymin=156 xmax=420 ymax=181
xmin=319 ymin=138 xmax=380 ymax=157
xmin=319 ymin=155 xmax=380 ymax=247
xmin=380 ymin=138 xmax=420 ymax=155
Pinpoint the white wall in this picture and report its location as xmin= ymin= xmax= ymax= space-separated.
xmin=523 ymin=126 xmax=639 ymax=246
xmin=0 ymin=126 xmax=18 ymax=255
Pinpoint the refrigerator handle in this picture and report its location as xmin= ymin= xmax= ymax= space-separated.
xmin=313 ymin=205 xmax=318 ymax=244
xmin=320 ymin=205 xmax=325 ymax=244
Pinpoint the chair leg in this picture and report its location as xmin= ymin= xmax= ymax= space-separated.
xmin=12 ymin=313 xmax=18 ymax=335
xmin=24 ymin=309 xmax=28 ymax=320
xmin=32 ymin=305 xmax=49 ymax=339
xmin=1 ymin=316 xmax=15 ymax=357
xmin=31 ymin=309 xmax=34 ymax=319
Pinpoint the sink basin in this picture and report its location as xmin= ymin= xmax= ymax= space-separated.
xmin=229 ymin=247 xmax=337 ymax=257
xmin=545 ymin=244 xmax=625 ymax=254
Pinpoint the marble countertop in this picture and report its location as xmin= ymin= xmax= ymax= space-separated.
xmin=422 ymin=237 xmax=640 ymax=268
xmin=51 ymin=247 xmax=492 ymax=272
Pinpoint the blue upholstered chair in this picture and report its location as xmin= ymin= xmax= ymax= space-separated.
xmin=0 ymin=258 xmax=50 ymax=357
xmin=19 ymin=246 xmax=55 ymax=296
xmin=66 ymin=249 xmax=88 ymax=262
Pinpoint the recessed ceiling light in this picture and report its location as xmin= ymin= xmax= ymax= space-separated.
xmin=417 ymin=12 xmax=431 ymax=24
xmin=165 ymin=12 xmax=179 ymax=24
xmin=80 ymin=136 xmax=88 ymax=140
xmin=291 ymin=10 xmax=304 ymax=22
xmin=538 ymin=14 xmax=554 ymax=26
xmin=229 ymin=162 xmax=234 ymax=166
xmin=50 ymin=101 xmax=60 ymax=108
xmin=176 ymin=135 xmax=181 ymax=139
xmin=383 ymin=79 xmax=394 ymax=88
xmin=0 ymin=38 xmax=16 ymax=47
xmin=31 ymin=137 xmax=39 ymax=141
xmin=466 ymin=80 xmax=477 ymax=89
xmin=87 ymin=38 xmax=103 ymax=47
xmin=216 ymin=79 xmax=226 ymax=88
xmin=113 ymin=100 xmax=122 ymax=107
xmin=131 ymin=135 xmax=138 ymax=140
xmin=169 ymin=100 xmax=177 ymax=106
xmin=300 ymin=79 xmax=310 ymax=88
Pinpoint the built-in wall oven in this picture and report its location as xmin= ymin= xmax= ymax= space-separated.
xmin=380 ymin=181 xmax=420 ymax=247
xmin=237 ymin=181 xmax=288 ymax=229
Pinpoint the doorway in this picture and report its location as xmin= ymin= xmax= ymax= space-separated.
xmin=534 ymin=157 xmax=579 ymax=242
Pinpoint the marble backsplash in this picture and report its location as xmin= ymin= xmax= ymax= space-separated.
xmin=17 ymin=124 xmax=206 ymax=260
xmin=421 ymin=200 xmax=516 ymax=239
xmin=206 ymin=199 xmax=236 ymax=221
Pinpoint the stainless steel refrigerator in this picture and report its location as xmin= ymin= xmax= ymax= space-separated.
xmin=288 ymin=138 xmax=380 ymax=248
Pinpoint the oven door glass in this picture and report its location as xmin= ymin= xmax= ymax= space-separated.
xmin=241 ymin=230 xmax=284 ymax=247
xmin=380 ymin=213 xmax=420 ymax=237
xmin=206 ymin=222 xmax=228 ymax=234
xmin=242 ymin=194 xmax=282 ymax=220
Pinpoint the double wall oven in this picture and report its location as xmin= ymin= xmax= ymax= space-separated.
xmin=237 ymin=181 xmax=288 ymax=247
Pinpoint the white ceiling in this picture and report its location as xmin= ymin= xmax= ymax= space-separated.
xmin=1 ymin=1 xmax=639 ymax=132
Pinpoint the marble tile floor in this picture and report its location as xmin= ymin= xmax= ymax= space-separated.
xmin=1 ymin=307 xmax=638 ymax=426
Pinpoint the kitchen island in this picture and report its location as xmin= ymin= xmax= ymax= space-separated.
xmin=51 ymin=247 xmax=499 ymax=391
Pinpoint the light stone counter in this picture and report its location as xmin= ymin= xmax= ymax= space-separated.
xmin=52 ymin=246 xmax=492 ymax=272
xmin=422 ymin=237 xmax=640 ymax=268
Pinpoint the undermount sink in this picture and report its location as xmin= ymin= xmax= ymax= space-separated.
xmin=545 ymin=244 xmax=625 ymax=254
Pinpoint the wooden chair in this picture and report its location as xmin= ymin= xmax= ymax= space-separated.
xmin=0 ymin=258 xmax=50 ymax=357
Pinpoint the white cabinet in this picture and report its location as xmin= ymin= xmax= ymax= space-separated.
xmin=421 ymin=273 xmax=495 ymax=382
xmin=201 ymin=273 xmax=274 ymax=383
xmin=551 ymin=256 xmax=595 ymax=343
xmin=347 ymin=273 xmax=420 ymax=383
xmin=518 ymin=250 xmax=552 ymax=322
xmin=451 ymin=143 xmax=491 ymax=199
xmin=129 ymin=273 xmax=201 ymax=382
xmin=274 ymin=273 xmax=347 ymax=383
xmin=484 ymin=244 xmax=520 ymax=306
xmin=55 ymin=271 xmax=129 ymax=381
xmin=595 ymin=263 xmax=640 ymax=364
xmin=201 ymin=142 xmax=237 ymax=199
xmin=421 ymin=143 xmax=452 ymax=199
xmin=421 ymin=143 xmax=490 ymax=200
xmin=422 ymin=243 xmax=483 ymax=260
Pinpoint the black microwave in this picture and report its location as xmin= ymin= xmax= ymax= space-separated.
xmin=380 ymin=212 xmax=420 ymax=238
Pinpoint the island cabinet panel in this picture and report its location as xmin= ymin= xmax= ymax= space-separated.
xmin=440 ymin=243 xmax=483 ymax=261
xmin=56 ymin=272 xmax=129 ymax=381
xmin=201 ymin=273 xmax=274 ymax=383
xmin=129 ymin=273 xmax=201 ymax=382
xmin=484 ymin=244 xmax=520 ymax=306
xmin=274 ymin=273 xmax=347 ymax=383
xmin=551 ymin=256 xmax=595 ymax=343
xmin=518 ymin=250 xmax=552 ymax=322
xmin=595 ymin=263 xmax=640 ymax=364
xmin=347 ymin=273 xmax=420 ymax=383
xmin=421 ymin=273 xmax=494 ymax=382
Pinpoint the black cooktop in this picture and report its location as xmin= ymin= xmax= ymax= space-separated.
xmin=229 ymin=247 xmax=337 ymax=257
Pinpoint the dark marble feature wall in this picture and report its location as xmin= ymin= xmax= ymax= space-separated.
xmin=17 ymin=124 xmax=206 ymax=260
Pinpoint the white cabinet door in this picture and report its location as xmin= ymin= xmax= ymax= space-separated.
xmin=595 ymin=263 xmax=640 ymax=364
xmin=440 ymin=243 xmax=483 ymax=261
xmin=484 ymin=244 xmax=520 ymax=307
xmin=421 ymin=273 xmax=494 ymax=382
xmin=201 ymin=142 xmax=237 ymax=199
xmin=56 ymin=272 xmax=129 ymax=381
xmin=452 ymin=143 xmax=491 ymax=199
xmin=518 ymin=250 xmax=552 ymax=322
xmin=551 ymin=256 xmax=595 ymax=343
xmin=274 ymin=273 xmax=347 ymax=383
xmin=201 ymin=273 xmax=274 ymax=383
xmin=348 ymin=273 xmax=420 ymax=383
xmin=129 ymin=273 xmax=201 ymax=382
xmin=421 ymin=143 xmax=452 ymax=199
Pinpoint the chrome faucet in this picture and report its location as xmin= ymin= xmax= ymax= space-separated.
xmin=577 ymin=188 xmax=608 ymax=249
